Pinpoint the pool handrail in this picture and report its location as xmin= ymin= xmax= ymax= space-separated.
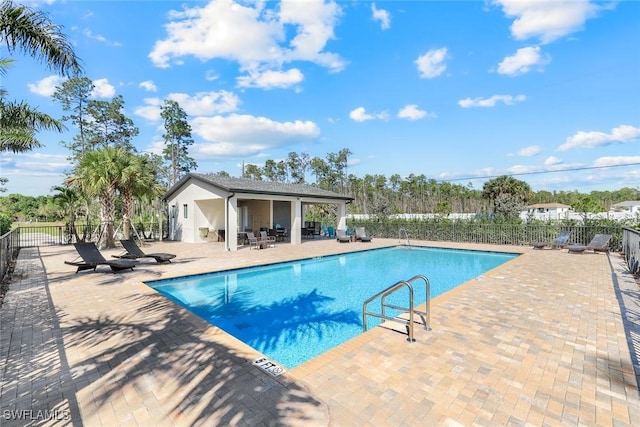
xmin=362 ymin=274 xmax=431 ymax=342
xmin=405 ymin=274 xmax=431 ymax=332
xmin=398 ymin=228 xmax=411 ymax=246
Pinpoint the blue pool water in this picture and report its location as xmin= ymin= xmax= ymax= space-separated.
xmin=146 ymin=246 xmax=517 ymax=368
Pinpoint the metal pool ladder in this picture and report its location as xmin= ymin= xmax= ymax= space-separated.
xmin=398 ymin=228 xmax=411 ymax=246
xmin=362 ymin=274 xmax=431 ymax=342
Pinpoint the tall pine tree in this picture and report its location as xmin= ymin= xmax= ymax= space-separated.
xmin=160 ymin=100 xmax=196 ymax=186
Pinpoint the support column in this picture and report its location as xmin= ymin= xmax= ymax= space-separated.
xmin=291 ymin=199 xmax=302 ymax=245
xmin=337 ymin=202 xmax=347 ymax=230
xmin=226 ymin=195 xmax=238 ymax=251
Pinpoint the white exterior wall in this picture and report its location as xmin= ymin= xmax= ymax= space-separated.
xmin=165 ymin=178 xmax=228 ymax=243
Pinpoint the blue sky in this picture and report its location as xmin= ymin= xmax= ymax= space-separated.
xmin=2 ymin=0 xmax=639 ymax=197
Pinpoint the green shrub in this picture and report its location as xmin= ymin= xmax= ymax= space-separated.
xmin=0 ymin=213 xmax=12 ymax=235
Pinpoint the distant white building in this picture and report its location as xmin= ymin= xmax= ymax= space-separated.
xmin=523 ymin=203 xmax=572 ymax=220
xmin=610 ymin=201 xmax=640 ymax=215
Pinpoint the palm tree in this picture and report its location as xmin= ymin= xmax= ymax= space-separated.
xmin=119 ymin=153 xmax=161 ymax=240
xmin=69 ymin=147 xmax=128 ymax=248
xmin=0 ymin=0 xmax=82 ymax=153
xmin=52 ymin=185 xmax=82 ymax=242
xmin=482 ymin=175 xmax=531 ymax=219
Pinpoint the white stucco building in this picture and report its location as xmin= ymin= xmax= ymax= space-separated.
xmin=610 ymin=201 xmax=640 ymax=215
xmin=163 ymin=174 xmax=353 ymax=251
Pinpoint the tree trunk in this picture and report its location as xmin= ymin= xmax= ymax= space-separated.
xmin=122 ymin=190 xmax=132 ymax=240
xmin=101 ymin=186 xmax=116 ymax=248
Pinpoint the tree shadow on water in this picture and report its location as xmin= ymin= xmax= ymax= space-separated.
xmin=63 ymin=292 xmax=330 ymax=425
xmin=186 ymin=288 xmax=362 ymax=354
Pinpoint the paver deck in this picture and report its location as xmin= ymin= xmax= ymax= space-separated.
xmin=1 ymin=238 xmax=639 ymax=426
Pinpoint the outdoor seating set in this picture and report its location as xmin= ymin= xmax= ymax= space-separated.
xmin=65 ymin=239 xmax=176 ymax=274
xmin=247 ymin=231 xmax=276 ymax=250
xmin=531 ymin=232 xmax=612 ymax=254
xmin=336 ymin=227 xmax=372 ymax=243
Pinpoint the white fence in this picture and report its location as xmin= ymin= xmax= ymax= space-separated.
xmin=349 ymin=211 xmax=640 ymax=222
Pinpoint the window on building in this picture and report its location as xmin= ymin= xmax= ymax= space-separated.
xmin=183 ymin=204 xmax=188 ymax=218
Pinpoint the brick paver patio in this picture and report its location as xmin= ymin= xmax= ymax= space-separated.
xmin=1 ymin=238 xmax=639 ymax=426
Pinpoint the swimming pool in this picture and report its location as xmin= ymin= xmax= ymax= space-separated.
xmin=146 ymin=246 xmax=517 ymax=369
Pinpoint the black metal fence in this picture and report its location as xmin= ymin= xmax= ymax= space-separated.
xmin=0 ymin=222 xmax=168 ymax=282
xmin=348 ymin=221 xmax=625 ymax=251
xmin=0 ymin=229 xmax=19 ymax=283
xmin=15 ymin=223 xmax=168 ymax=248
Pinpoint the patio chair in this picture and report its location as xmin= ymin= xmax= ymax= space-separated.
xmin=275 ymin=226 xmax=286 ymax=242
xmin=65 ymin=242 xmax=138 ymax=273
xmin=114 ymin=239 xmax=176 ymax=263
xmin=566 ymin=234 xmax=612 ymax=254
xmin=260 ymin=231 xmax=276 ymax=248
xmin=531 ymin=230 xmax=571 ymax=249
xmin=336 ymin=229 xmax=350 ymax=243
xmin=355 ymin=227 xmax=372 ymax=242
xmin=246 ymin=232 xmax=262 ymax=250
xmin=327 ymin=226 xmax=336 ymax=238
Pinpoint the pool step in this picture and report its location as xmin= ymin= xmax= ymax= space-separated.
xmin=381 ymin=312 xmax=429 ymax=335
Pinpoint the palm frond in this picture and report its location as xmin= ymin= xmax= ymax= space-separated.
xmin=0 ymin=0 xmax=82 ymax=76
xmin=0 ymin=100 xmax=65 ymax=132
xmin=0 ymin=127 xmax=42 ymax=152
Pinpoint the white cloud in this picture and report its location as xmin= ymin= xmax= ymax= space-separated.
xmin=83 ymin=28 xmax=122 ymax=46
xmin=134 ymin=98 xmax=164 ymax=121
xmin=149 ymin=0 xmax=345 ymax=88
xmin=592 ymin=156 xmax=640 ymax=167
xmin=371 ymin=3 xmax=391 ymax=30
xmin=237 ymin=67 xmax=304 ymax=89
xmin=397 ymin=105 xmax=432 ymax=120
xmin=509 ymin=145 xmax=541 ymax=157
xmin=497 ymin=46 xmax=550 ymax=76
xmin=558 ymin=125 xmax=640 ymax=151
xmin=415 ymin=47 xmax=448 ymax=79
xmin=438 ymin=167 xmax=500 ymax=180
xmin=279 ymin=0 xmax=344 ymax=69
xmin=544 ymin=156 xmax=563 ymax=166
xmin=190 ymin=113 xmax=320 ymax=157
xmin=349 ymin=107 xmax=387 ymax=122
xmin=143 ymin=139 xmax=167 ymax=156
xmin=458 ymin=94 xmax=526 ymax=108
xmin=349 ymin=107 xmax=372 ymax=122
xmin=506 ymin=164 xmax=538 ymax=175
xmin=493 ymin=0 xmax=602 ymax=44
xmin=0 ymin=152 xmax=71 ymax=177
xmin=134 ymin=90 xmax=241 ymax=121
xmin=27 ymin=75 xmax=65 ymax=96
xmin=205 ymin=70 xmax=219 ymax=81
xmin=139 ymin=80 xmax=157 ymax=92
xmin=91 ymin=78 xmax=116 ymax=98
xmin=168 ymin=91 xmax=241 ymax=116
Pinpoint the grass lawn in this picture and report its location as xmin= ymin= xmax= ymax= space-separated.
xmin=12 ymin=222 xmax=65 ymax=235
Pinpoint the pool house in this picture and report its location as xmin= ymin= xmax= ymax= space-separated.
xmin=163 ymin=173 xmax=354 ymax=250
